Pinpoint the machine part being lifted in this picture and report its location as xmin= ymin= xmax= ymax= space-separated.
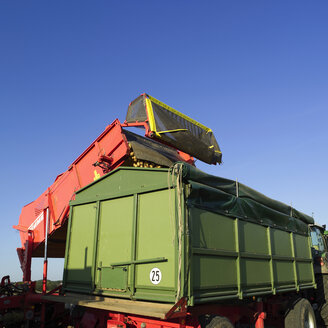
xmin=125 ymin=94 xmax=222 ymax=165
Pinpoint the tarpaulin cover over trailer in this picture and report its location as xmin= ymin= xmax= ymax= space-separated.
xmin=63 ymin=163 xmax=315 ymax=312
xmin=181 ymin=164 xmax=314 ymax=234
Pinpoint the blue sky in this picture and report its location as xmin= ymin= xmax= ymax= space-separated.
xmin=0 ymin=1 xmax=327 ymax=281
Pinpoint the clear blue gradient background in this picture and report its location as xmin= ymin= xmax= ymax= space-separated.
xmin=0 ymin=1 xmax=327 ymax=281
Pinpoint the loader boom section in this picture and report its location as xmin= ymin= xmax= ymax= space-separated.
xmin=14 ymin=120 xmax=132 ymax=258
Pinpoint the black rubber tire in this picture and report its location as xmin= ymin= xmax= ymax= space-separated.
xmin=316 ymin=274 xmax=328 ymax=326
xmin=284 ymin=298 xmax=317 ymax=328
xmin=205 ymin=316 xmax=234 ymax=328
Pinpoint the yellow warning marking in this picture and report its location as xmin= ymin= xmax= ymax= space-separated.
xmin=93 ymin=170 xmax=101 ymax=181
xmin=145 ymin=97 xmax=160 ymax=137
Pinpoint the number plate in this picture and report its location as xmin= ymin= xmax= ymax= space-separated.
xmin=149 ymin=268 xmax=162 ymax=285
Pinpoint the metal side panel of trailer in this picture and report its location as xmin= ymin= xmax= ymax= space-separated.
xmin=189 ymin=207 xmax=314 ymax=304
xmin=62 ymin=164 xmax=315 ymax=307
xmin=63 ymin=167 xmax=179 ymax=303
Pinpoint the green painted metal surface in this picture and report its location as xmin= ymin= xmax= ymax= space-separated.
xmin=99 ymin=267 xmax=128 ymax=290
xmin=64 ymin=203 xmax=97 ymax=293
xmin=63 ymin=164 xmax=315 ymax=306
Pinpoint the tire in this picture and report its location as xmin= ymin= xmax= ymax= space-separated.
xmin=284 ymin=298 xmax=316 ymax=328
xmin=316 ymin=274 xmax=328 ymax=325
xmin=321 ymin=303 xmax=328 ymax=326
xmin=206 ymin=316 xmax=234 ymax=328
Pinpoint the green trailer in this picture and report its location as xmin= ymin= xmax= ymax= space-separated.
xmin=63 ymin=163 xmax=315 ymax=310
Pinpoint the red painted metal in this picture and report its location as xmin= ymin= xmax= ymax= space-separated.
xmin=0 ymin=285 xmax=294 ymax=328
xmin=255 ymin=312 xmax=266 ymax=328
xmin=122 ymin=121 xmax=150 ymax=135
xmin=42 ymin=259 xmax=48 ymax=294
xmin=16 ymin=230 xmax=33 ymax=282
xmin=0 ymin=294 xmax=24 ymax=310
xmin=72 ymin=301 xmax=271 ymax=328
xmin=45 ymin=283 xmax=62 ymax=295
xmin=125 ymin=313 xmax=195 ymax=328
xmin=107 ymin=319 xmax=126 ymax=328
xmin=14 ymin=120 xmax=130 ymax=255
xmin=0 ymin=279 xmax=41 ymax=313
xmin=0 ymin=282 xmax=62 ymax=326
xmin=254 ymin=301 xmax=267 ymax=328
xmin=165 ymin=297 xmax=188 ymax=319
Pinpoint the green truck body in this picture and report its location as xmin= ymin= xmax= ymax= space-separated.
xmin=63 ymin=163 xmax=315 ymax=306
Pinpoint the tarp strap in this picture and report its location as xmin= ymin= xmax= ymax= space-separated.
xmin=173 ymin=163 xmax=184 ymax=302
xmin=158 ymin=129 xmax=188 ymax=134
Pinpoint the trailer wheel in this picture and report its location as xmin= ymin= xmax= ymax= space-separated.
xmin=284 ymin=298 xmax=316 ymax=328
xmin=316 ymin=274 xmax=328 ymax=325
xmin=206 ymin=316 xmax=234 ymax=328
xmin=320 ymin=303 xmax=328 ymax=326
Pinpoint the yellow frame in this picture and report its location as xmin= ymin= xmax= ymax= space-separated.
xmin=144 ymin=97 xmax=160 ymax=137
xmin=145 ymin=94 xmax=213 ymax=135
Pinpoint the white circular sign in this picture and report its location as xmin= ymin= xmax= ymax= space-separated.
xmin=150 ymin=268 xmax=162 ymax=285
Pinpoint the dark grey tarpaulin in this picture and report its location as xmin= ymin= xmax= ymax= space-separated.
xmin=126 ymin=95 xmax=148 ymax=123
xmin=125 ymin=94 xmax=222 ymax=165
xmin=123 ymin=129 xmax=186 ymax=167
xmin=177 ymin=163 xmax=313 ymax=235
xmin=150 ymin=101 xmax=221 ymax=165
